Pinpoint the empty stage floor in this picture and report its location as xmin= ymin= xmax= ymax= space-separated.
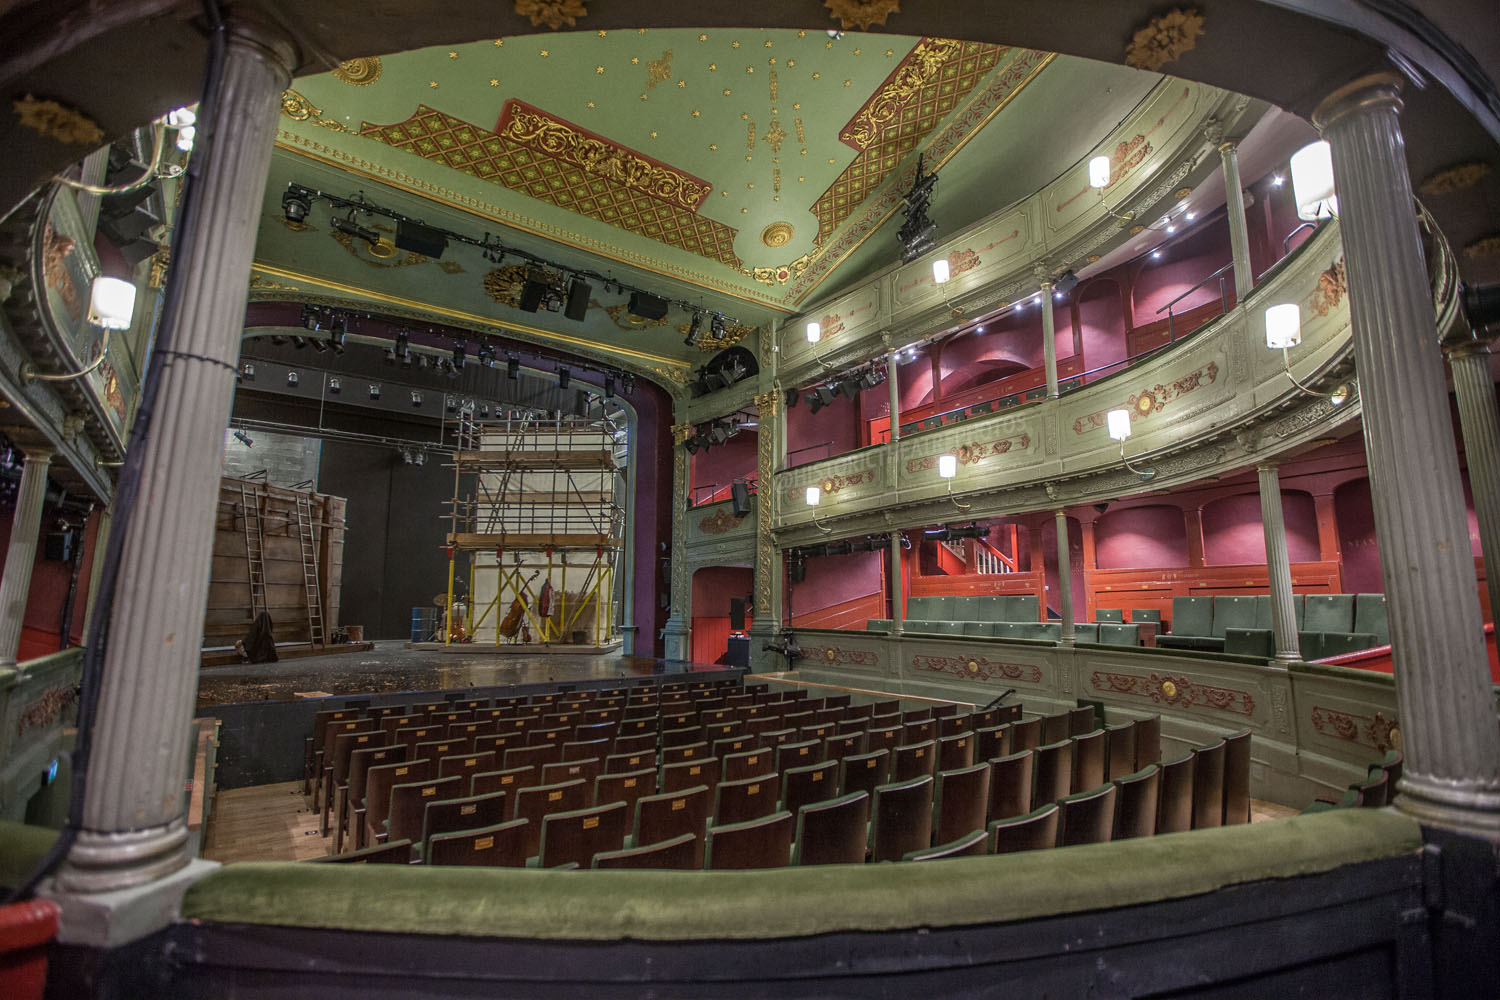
xmin=196 ymin=640 xmax=718 ymax=707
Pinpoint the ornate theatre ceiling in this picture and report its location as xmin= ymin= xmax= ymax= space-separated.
xmin=255 ymin=27 xmax=1157 ymax=373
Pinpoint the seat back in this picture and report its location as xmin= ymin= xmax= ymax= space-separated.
xmin=604 ymin=748 xmax=657 ymax=774
xmin=864 ymin=724 xmax=902 ymax=755
xmin=1010 ymin=716 xmax=1042 ymax=752
xmin=661 ymin=756 xmax=721 ymax=794
xmin=1134 ymin=715 xmax=1162 ymax=769
xmin=891 ymin=740 xmax=938 ymax=782
xmin=1058 ymin=784 xmax=1118 ymax=847
xmin=825 ymin=731 xmax=867 ymax=760
xmin=364 ymin=758 xmax=435 ymax=842
xmin=1304 ymin=593 xmax=1355 ymax=632
xmin=793 ymin=791 xmax=870 ymax=866
xmin=593 ymin=767 xmax=656 ymax=819
xmin=1190 ymin=739 xmax=1227 ymax=829
xmin=870 ymin=775 xmax=935 ymax=862
xmin=1105 ymin=723 xmax=1136 ymax=781
xmin=513 ymin=778 xmax=589 ymax=859
xmin=1112 ymin=765 xmax=1160 ymax=840
xmin=933 ymin=763 xmax=991 ymax=845
xmin=1210 ymin=596 xmax=1258 ymax=637
xmin=541 ymin=756 xmax=603 ymax=790
xmin=1040 ymin=712 xmax=1072 ymax=745
xmin=937 ymin=732 xmax=975 ymax=772
xmin=988 ymin=803 xmax=1059 ymax=855
xmin=1129 ymin=608 xmax=1162 ymax=625
xmin=1223 ymin=627 xmax=1274 ymax=658
xmin=1354 ymin=770 xmax=1390 ymax=808
xmin=1095 ymin=608 xmax=1124 ymax=623
xmin=348 ymin=744 xmax=404 ymax=812
xmin=706 ymin=810 xmax=795 ymax=869
xmin=1067 ymin=705 xmax=1097 ymax=736
xmin=439 ymin=750 xmax=498 ymax=782
xmin=538 ymin=800 xmax=630 ymax=869
xmin=1354 ymin=593 xmax=1389 ymax=645
xmin=469 ymin=765 xmax=538 ymax=818
xmin=1070 ymin=729 xmax=1107 ymax=793
xmin=1321 ymin=632 xmax=1379 ymax=656
xmin=1169 ymin=596 xmax=1213 ymax=637
xmin=634 ymin=784 xmax=711 ymax=850
xmin=986 ymin=750 xmax=1034 ymax=823
xmin=1222 ymin=729 xmax=1252 ymax=826
xmin=781 ymin=758 xmax=840 ymax=817
xmin=310 ymin=839 xmax=413 ymax=865
xmin=426 ymin=819 xmax=530 ymax=867
xmin=420 ymin=791 xmax=508 ymax=860
xmin=593 ymin=831 xmax=700 ymax=870
xmin=905 ymin=829 xmax=989 ymax=861
xmin=775 ymin=738 xmax=825 ymax=773
xmin=1097 ymin=623 xmax=1141 ymax=646
xmin=714 ymin=772 xmax=780 ymax=827
xmin=1031 ymin=739 xmax=1073 ymax=808
xmin=503 ymin=742 xmax=563 ymax=772
xmin=839 ymin=749 xmax=892 ymax=800
xmin=1156 ymin=752 xmax=1196 ymax=833
xmin=975 ymin=724 xmax=1012 ymax=763
xmin=388 ymin=775 xmax=464 ymax=847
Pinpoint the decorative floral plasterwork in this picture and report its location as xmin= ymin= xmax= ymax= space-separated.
xmin=906 ymin=432 xmax=1030 ymax=475
xmin=753 ymin=390 xmax=780 ymax=418
xmin=1073 ymin=361 xmax=1219 ymax=435
xmin=912 ymin=654 xmax=1041 ymax=684
xmin=1418 ymin=162 xmax=1491 ymax=197
xmin=17 ymin=685 xmax=77 ymax=737
xmin=1304 ymin=258 xmax=1347 ymax=316
xmin=671 ymin=423 xmax=695 ymax=445
xmin=332 ymin=57 xmax=382 ymax=86
xmin=805 ymin=644 xmax=880 ymax=667
xmin=699 ymin=508 xmax=747 ymax=535
xmin=605 ymin=303 xmax=670 ymax=330
xmin=1091 ymin=670 xmax=1254 ymax=716
xmin=761 ymin=222 xmax=796 ymax=249
xmin=1124 ymin=7 xmax=1205 ymax=72
xmin=482 ymin=264 xmax=563 ymax=309
xmin=825 ymin=0 xmax=901 ymax=31
xmin=515 ymin=0 xmax=587 ymax=30
xmin=13 ymin=95 xmax=103 ymax=145
xmin=280 ymin=90 xmax=351 ymax=134
xmin=785 ymin=469 xmax=875 ymax=503
xmin=1310 ymin=706 xmax=1401 ymax=753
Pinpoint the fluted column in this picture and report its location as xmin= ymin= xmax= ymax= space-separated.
xmin=662 ymin=419 xmax=692 ymax=662
xmin=886 ymin=349 xmax=903 ymax=635
xmin=1055 ymin=510 xmax=1074 ymax=646
xmin=0 ymin=450 xmax=53 ymax=665
xmin=1445 ymin=335 xmax=1500 ymax=627
xmin=1040 ymin=280 xmax=1059 ymax=399
xmin=1314 ymin=73 xmax=1500 ymax=840
xmin=749 ymin=389 xmax=780 ymax=670
xmin=889 ymin=532 xmax=905 ymax=636
xmin=1257 ymin=464 xmax=1302 ymax=662
xmin=57 ymin=19 xmax=298 ymax=892
xmin=1218 ymin=141 xmax=1254 ymax=302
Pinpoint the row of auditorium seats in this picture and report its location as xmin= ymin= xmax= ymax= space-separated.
xmin=868 ymin=619 xmax=1143 ymax=645
xmin=905 ymin=594 xmax=1040 ymax=622
xmin=1302 ymin=750 xmax=1403 ymax=812
xmin=1158 ymin=594 xmax=1388 ymax=656
xmin=307 ymin=680 xmax=1253 ymax=871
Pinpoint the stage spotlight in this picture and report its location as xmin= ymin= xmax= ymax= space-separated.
xmin=290 ymin=335 xmax=307 ymax=350
xmin=684 ymin=312 xmax=705 ymax=348
xmin=384 ymin=347 xmax=396 ymax=365
xmin=506 ymin=355 xmax=520 ymax=379
xmin=310 ymin=338 xmax=328 ymax=353
xmin=838 ymin=379 xmax=861 ymax=400
xmin=709 ymin=420 xmax=732 ymax=445
xmin=281 ymin=188 xmax=310 ymax=223
xmin=232 ymin=429 xmax=253 ymax=447
xmin=790 ymin=558 xmax=807 ymax=583
xmin=327 ymin=315 xmax=346 ymax=354
xmin=268 ymin=334 xmax=287 ymax=346
xmin=477 ymin=342 xmax=494 ymax=367
xmin=240 ymin=363 xmax=255 ymax=381
xmin=369 ymin=384 xmax=381 ymax=400
xmin=286 ymin=372 xmax=299 ymax=387
xmin=621 ymin=373 xmax=636 ymax=394
xmin=395 ymin=330 xmax=410 ymax=360
xmin=557 ymin=367 xmax=571 ymax=389
xmin=452 ymin=342 xmax=466 ymax=370
xmin=710 ymin=312 xmax=727 ymax=340
xmin=684 ymin=435 xmax=703 ymax=455
xmin=410 ymin=390 xmax=423 ymax=407
xmin=331 ymin=216 xmax=381 ymax=248
xmin=417 ymin=354 xmax=430 ymax=370
xmin=785 ymin=387 xmax=800 ymax=408
xmin=328 ymin=377 xmax=341 ymax=394
xmin=604 ymin=374 xmax=616 ymax=398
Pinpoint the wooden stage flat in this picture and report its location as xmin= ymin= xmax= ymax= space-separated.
xmin=201 ymin=781 xmax=327 ymax=863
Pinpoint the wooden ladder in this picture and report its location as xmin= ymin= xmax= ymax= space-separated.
xmin=239 ymin=481 xmax=268 ymax=618
xmin=294 ymin=493 xmax=325 ymax=646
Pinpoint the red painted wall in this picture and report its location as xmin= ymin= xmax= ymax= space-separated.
xmin=1130 ymin=217 xmax=1235 ymax=324
xmin=1096 ymin=505 xmax=1189 ymax=569
xmin=690 ymin=428 xmax=757 ymax=504
xmin=789 ymin=550 xmax=884 ymax=617
xmin=786 ymin=389 xmax=861 ymax=468
xmin=690 ymin=565 xmax=753 ymax=664
xmin=1202 ymin=491 xmax=1321 ymax=566
xmin=1040 ymin=515 xmax=1086 ymax=621
xmin=0 ymin=502 xmax=101 ymax=661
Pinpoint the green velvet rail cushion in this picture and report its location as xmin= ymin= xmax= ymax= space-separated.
xmin=180 ymin=809 xmax=1421 ymax=942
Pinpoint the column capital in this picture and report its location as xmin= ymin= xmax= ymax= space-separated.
xmin=20 ymin=448 xmax=54 ymax=463
xmin=225 ymin=8 xmax=301 ymax=76
xmin=1255 ymin=460 xmax=1279 ymax=473
xmin=1217 ymin=139 xmax=1238 ymax=155
xmin=1442 ymin=330 xmax=1497 ymax=358
xmin=1312 ymin=71 xmax=1404 ymax=132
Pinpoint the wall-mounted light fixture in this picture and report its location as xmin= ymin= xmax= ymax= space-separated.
xmin=1088 ymin=155 xmax=1136 ymax=227
xmin=937 ymin=453 xmax=971 ymax=511
xmin=1290 ymin=140 xmax=1337 ymax=221
xmin=1265 ymin=303 xmax=1350 ymax=406
xmin=23 ymin=275 xmax=137 ymax=383
xmin=805 ymin=485 xmax=832 ymax=534
xmin=1107 ymin=408 xmax=1156 ymax=481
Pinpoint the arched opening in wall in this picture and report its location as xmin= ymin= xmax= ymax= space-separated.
xmin=1200 ymin=490 xmax=1320 ymax=567
xmin=690 ymin=565 xmax=753 ymax=665
xmin=1094 ymin=504 xmax=1188 ymax=570
xmin=1334 ymin=477 xmax=1382 ymax=594
xmin=940 ymin=358 xmax=1030 ymax=399
xmin=1127 ymin=212 xmax=1236 ymax=350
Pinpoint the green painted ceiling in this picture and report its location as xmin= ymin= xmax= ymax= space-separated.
xmin=255 ymin=27 xmax=1160 ymax=374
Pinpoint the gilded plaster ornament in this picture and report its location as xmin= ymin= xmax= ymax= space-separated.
xmin=12 ymin=95 xmax=103 ymax=145
xmin=824 ymin=0 xmax=901 ymax=31
xmin=676 ymin=319 xmax=755 ymax=351
xmin=761 ymin=221 xmax=796 ymax=248
xmin=280 ymin=90 xmax=351 ymax=133
xmin=1418 ymin=162 xmax=1491 ymax=197
xmin=671 ymin=422 xmax=695 ymax=445
xmin=482 ymin=264 xmax=563 ymax=309
xmin=332 ymin=57 xmax=382 ymax=86
xmin=515 ymin=0 xmax=588 ymax=30
xmin=1464 ymin=235 xmax=1500 ymax=259
xmin=1124 ymin=8 xmax=1206 ymax=72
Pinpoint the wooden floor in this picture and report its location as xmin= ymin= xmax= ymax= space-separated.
xmin=201 ymin=781 xmax=328 ymax=863
xmin=201 ymin=779 xmax=1301 ymax=864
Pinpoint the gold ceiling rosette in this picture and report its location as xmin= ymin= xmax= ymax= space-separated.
xmin=825 ymin=0 xmax=902 ymax=31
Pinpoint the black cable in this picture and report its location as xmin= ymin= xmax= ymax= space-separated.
xmin=5 ymin=0 xmax=228 ymax=904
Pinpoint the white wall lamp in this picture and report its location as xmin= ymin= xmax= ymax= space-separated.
xmin=805 ymin=485 xmax=833 ymax=534
xmin=1088 ymin=155 xmax=1136 ymax=227
xmin=931 ymin=257 xmax=964 ymax=319
xmin=938 ymin=453 xmax=971 ymax=511
xmin=23 ymin=275 xmax=136 ymax=383
xmin=1107 ymin=408 xmax=1157 ymax=482
xmin=1265 ymin=303 xmax=1350 ymax=405
xmin=803 ymin=319 xmax=833 ymax=370
xmin=1290 ymin=140 xmax=1338 ymax=222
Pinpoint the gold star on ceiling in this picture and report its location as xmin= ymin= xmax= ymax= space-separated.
xmin=740 ymin=112 xmax=748 ymax=119
xmin=853 ymin=48 xmax=861 ymax=55
xmin=493 ymin=39 xmax=503 ymax=46
xmin=885 ymin=49 xmax=895 ymax=56
xmin=596 ymin=66 xmax=605 ymax=74
xmin=764 ymin=40 xmax=773 ymax=47
xmin=793 ymin=103 xmax=801 ymax=109
xmin=786 ymin=59 xmax=796 ymax=67
xmin=539 ymin=50 xmax=548 ymax=57
xmin=637 ymin=27 xmax=646 ymax=34
xmin=490 ymin=78 xmax=499 ymax=86
xmin=587 ymin=101 xmax=595 ymax=108
xmin=731 ymin=41 xmax=740 ymax=49
xmin=640 ymin=93 xmax=648 ymax=101
xmin=798 ymin=29 xmax=806 ymax=37
xmin=723 ymin=89 xmax=731 ymax=96
xmin=649 ymin=131 xmax=658 ymax=138
xmin=741 ymin=207 xmax=748 ymax=213
xmin=798 ymin=176 xmax=805 ymax=182
xmin=844 ymin=80 xmax=852 ymax=86
xmin=747 ymin=182 xmax=755 ymax=189
xmin=769 ymin=58 xmax=777 ymax=65
xmin=428 ymin=80 xmax=438 ymax=88
xmin=709 ymin=63 xmax=717 ymax=71
xmin=692 ymin=109 xmax=701 ymax=117
xmin=597 ymin=30 xmax=606 ymax=36
xmin=677 ymin=80 xmax=686 ymax=88
xmin=825 ymin=41 xmax=833 ymax=49
xmin=746 ymin=66 xmax=754 ymax=74
xmin=812 ymin=72 xmax=821 ymax=79
xmin=710 ymin=144 xmax=718 ymax=150
xmin=631 ymin=56 xmax=639 ymax=65
xmin=699 ymin=33 xmax=707 ymax=41
xmin=448 ymin=51 xmax=458 ymax=59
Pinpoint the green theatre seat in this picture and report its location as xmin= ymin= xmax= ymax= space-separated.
xmin=1304 ymin=594 xmax=1355 ymax=633
xmin=1319 ymin=632 xmax=1379 ymax=657
xmin=866 ymin=619 xmax=892 ymax=633
xmin=1223 ymin=628 xmax=1274 ymax=658
xmin=1095 ymin=608 xmax=1124 ymax=623
xmin=1159 ymin=596 xmax=1214 ymax=649
xmin=1129 ymin=608 xmax=1162 ymax=625
xmin=999 ymin=595 xmax=1040 ymax=621
xmin=1074 ymin=624 xmax=1099 ymax=643
xmin=961 ymin=621 xmax=992 ymax=636
xmin=1297 ymin=631 xmax=1326 ymax=660
xmin=1096 ymin=623 xmax=1141 ymax=646
xmin=1354 ymin=594 xmax=1389 ymax=646
xmin=1211 ymin=596 xmax=1257 ymax=637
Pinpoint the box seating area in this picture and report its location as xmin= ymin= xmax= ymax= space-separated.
xmin=305 ymin=678 xmax=1256 ymax=870
xmin=1156 ymin=594 xmax=1387 ymax=658
xmin=1302 ymin=749 xmax=1403 ymax=812
xmin=867 ymin=617 xmax=1143 ymax=645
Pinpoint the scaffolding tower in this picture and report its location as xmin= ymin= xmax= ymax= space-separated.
xmin=442 ymin=409 xmax=626 ymax=648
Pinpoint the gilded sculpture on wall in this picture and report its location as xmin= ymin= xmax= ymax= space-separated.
xmin=1124 ymin=8 xmax=1205 ymax=72
xmin=515 ymin=0 xmax=588 ymax=30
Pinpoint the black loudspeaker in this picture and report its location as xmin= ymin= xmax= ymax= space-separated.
xmin=564 ymin=279 xmax=591 ymax=321
xmin=729 ymin=598 xmax=747 ymax=632
xmin=395 ymin=220 xmax=448 ymax=258
xmin=628 ymin=292 xmax=669 ymax=320
xmin=519 ymin=279 xmax=548 ymax=313
xmin=44 ymin=530 xmax=75 ymax=562
xmin=731 ymin=481 xmax=752 ymax=517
